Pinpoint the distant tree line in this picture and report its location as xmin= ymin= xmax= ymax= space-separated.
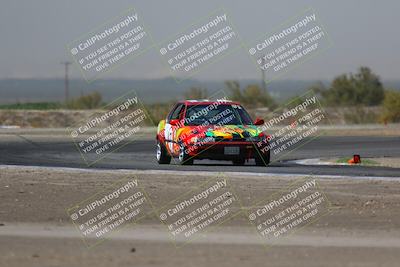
xmin=2 ymin=66 xmax=398 ymax=123
xmin=312 ymin=66 xmax=399 ymax=122
xmin=314 ymin=67 xmax=384 ymax=106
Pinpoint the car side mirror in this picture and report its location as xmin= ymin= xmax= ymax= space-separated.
xmin=254 ymin=118 xmax=264 ymax=125
xmin=169 ymin=119 xmax=179 ymax=126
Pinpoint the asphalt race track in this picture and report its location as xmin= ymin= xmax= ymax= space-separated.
xmin=1 ymin=135 xmax=399 ymax=177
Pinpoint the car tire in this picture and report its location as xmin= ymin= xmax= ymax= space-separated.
xmin=232 ymin=158 xmax=245 ymax=165
xmin=178 ymin=144 xmax=194 ymax=165
xmin=255 ymin=149 xmax=270 ymax=166
xmin=156 ymin=140 xmax=171 ymax=164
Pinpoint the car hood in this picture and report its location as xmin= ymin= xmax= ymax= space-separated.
xmin=178 ymin=124 xmax=262 ymax=141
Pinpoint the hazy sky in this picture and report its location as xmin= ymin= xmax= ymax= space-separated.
xmin=0 ymin=0 xmax=399 ymax=81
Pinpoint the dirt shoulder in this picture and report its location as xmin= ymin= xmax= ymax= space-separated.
xmin=1 ymin=166 xmax=399 ymax=230
xmin=1 ymin=166 xmax=400 ymax=267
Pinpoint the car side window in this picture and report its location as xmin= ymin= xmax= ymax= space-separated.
xmin=168 ymin=103 xmax=184 ymax=121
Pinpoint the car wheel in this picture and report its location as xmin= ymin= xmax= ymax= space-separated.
xmin=178 ymin=144 xmax=193 ymax=165
xmin=156 ymin=140 xmax=171 ymax=164
xmin=232 ymin=158 xmax=245 ymax=165
xmin=255 ymin=149 xmax=270 ymax=166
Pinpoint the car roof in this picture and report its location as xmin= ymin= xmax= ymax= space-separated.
xmin=178 ymin=99 xmax=241 ymax=105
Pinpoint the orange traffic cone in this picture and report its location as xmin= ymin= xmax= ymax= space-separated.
xmin=348 ymin=155 xmax=361 ymax=164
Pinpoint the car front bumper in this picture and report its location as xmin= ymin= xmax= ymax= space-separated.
xmin=185 ymin=141 xmax=268 ymax=160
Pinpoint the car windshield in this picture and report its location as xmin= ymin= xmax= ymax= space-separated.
xmin=184 ymin=104 xmax=253 ymax=126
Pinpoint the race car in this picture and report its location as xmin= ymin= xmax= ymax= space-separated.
xmin=156 ymin=99 xmax=270 ymax=166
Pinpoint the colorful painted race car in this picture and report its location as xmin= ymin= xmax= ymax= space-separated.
xmin=156 ymin=99 xmax=270 ymax=166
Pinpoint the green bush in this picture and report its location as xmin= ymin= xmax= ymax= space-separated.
xmin=0 ymin=102 xmax=61 ymax=110
xmin=225 ymin=81 xmax=276 ymax=109
xmin=381 ymin=90 xmax=400 ymax=123
xmin=65 ymin=91 xmax=102 ymax=109
xmin=318 ymin=67 xmax=385 ymax=106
